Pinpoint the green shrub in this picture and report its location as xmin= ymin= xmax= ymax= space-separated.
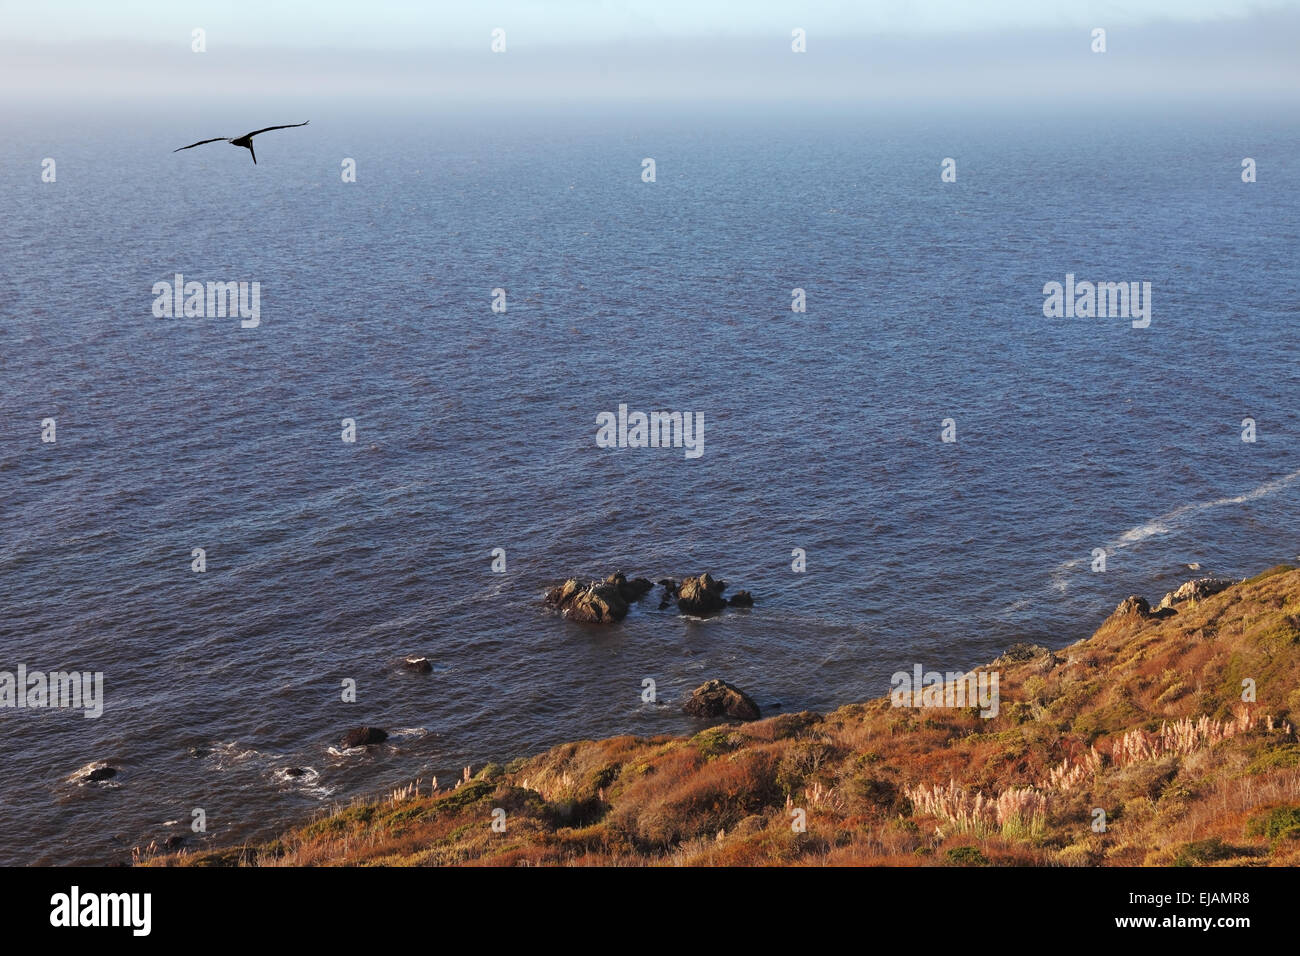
xmin=1171 ymin=838 xmax=1238 ymax=866
xmin=1245 ymin=805 xmax=1300 ymax=842
xmin=692 ymin=726 xmax=741 ymax=758
xmin=945 ymin=845 xmax=989 ymax=866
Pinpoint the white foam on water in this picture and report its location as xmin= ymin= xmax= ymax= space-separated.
xmin=274 ymin=766 xmax=320 ymax=784
xmin=202 ymin=741 xmax=270 ymax=770
xmin=388 ymin=727 xmax=428 ymax=741
xmin=272 ymin=766 xmax=334 ymax=798
xmin=67 ymin=760 xmax=118 ymax=787
xmin=1050 ymin=467 xmax=1300 ymax=592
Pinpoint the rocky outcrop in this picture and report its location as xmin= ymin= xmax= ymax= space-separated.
xmin=544 ymin=572 xmax=655 ymax=624
xmin=683 ymin=679 xmax=760 ymax=721
xmin=996 ymin=641 xmax=1061 ymax=673
xmin=1158 ymin=577 xmax=1236 ymax=609
xmin=677 ymin=573 xmax=728 ymax=615
xmin=340 ymin=726 xmax=388 ymax=748
xmin=545 ymin=571 xmax=754 ymax=620
xmin=569 ymin=579 xmax=628 ymax=623
xmin=998 ymin=642 xmax=1052 ymax=663
xmin=545 ymin=577 xmax=621 ymax=624
xmin=1109 ymin=577 xmax=1239 ymax=624
xmin=1111 ymin=595 xmax=1153 ymax=620
xmin=402 ymin=657 xmax=433 ymax=673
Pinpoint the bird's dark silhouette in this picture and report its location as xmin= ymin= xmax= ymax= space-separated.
xmin=173 ymin=122 xmax=310 ymax=165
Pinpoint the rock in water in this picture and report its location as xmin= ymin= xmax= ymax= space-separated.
xmin=618 ymin=574 xmax=655 ymax=603
xmin=547 ymin=571 xmax=750 ymax=620
xmin=677 ymin=573 xmax=729 ymax=615
xmin=1158 ymin=577 xmax=1236 ymax=609
xmin=340 ymin=726 xmax=388 ymax=748
xmin=86 ymin=766 xmax=117 ymax=782
xmin=402 ymin=656 xmax=433 ymax=673
xmin=543 ymin=571 xmax=655 ymax=624
xmin=544 ymin=578 xmax=583 ymax=609
xmin=568 ymin=579 xmax=628 ymax=623
xmin=683 ymin=679 xmax=760 ymax=721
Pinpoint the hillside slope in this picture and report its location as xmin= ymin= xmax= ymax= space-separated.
xmin=160 ymin=566 xmax=1300 ymax=867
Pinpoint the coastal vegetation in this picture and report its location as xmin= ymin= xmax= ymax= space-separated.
xmin=156 ymin=566 xmax=1300 ymax=867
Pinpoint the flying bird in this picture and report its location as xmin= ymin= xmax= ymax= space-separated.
xmin=173 ymin=121 xmax=310 ymax=165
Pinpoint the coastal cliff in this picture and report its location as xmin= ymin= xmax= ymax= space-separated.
xmin=159 ymin=566 xmax=1300 ymax=867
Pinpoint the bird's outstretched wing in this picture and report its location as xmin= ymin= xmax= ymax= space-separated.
xmin=173 ymin=137 xmax=228 ymax=152
xmin=243 ymin=121 xmax=310 ymax=139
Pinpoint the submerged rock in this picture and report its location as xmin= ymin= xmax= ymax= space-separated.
xmin=339 ymin=726 xmax=388 ymax=748
xmin=86 ymin=766 xmax=117 ymax=782
xmin=728 ymin=590 xmax=754 ymax=608
xmin=619 ymin=574 xmax=655 ymax=602
xmin=677 ymin=573 xmax=728 ymax=615
xmin=684 ymin=679 xmax=761 ymax=721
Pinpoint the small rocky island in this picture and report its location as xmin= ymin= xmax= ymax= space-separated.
xmin=544 ymin=571 xmax=755 ymax=624
xmin=683 ymin=678 xmax=761 ymax=721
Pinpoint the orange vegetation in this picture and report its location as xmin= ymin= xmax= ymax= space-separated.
xmin=155 ymin=565 xmax=1300 ymax=867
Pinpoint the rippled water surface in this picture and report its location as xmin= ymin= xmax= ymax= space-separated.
xmin=1 ymin=105 xmax=1298 ymax=864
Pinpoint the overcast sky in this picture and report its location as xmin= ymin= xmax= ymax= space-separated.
xmin=3 ymin=0 xmax=1298 ymax=104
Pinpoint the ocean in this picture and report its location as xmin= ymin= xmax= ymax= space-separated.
xmin=1 ymin=103 xmax=1298 ymax=864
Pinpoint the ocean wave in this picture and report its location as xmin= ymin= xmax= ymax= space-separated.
xmin=326 ymin=730 xmax=427 ymax=758
xmin=271 ymin=766 xmax=335 ymax=798
xmin=193 ymin=741 xmax=271 ymax=769
xmin=387 ymin=727 xmax=429 ymax=741
xmin=1050 ymin=467 xmax=1300 ymax=592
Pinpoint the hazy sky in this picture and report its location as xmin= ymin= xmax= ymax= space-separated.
xmin=3 ymin=0 xmax=1298 ymax=104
